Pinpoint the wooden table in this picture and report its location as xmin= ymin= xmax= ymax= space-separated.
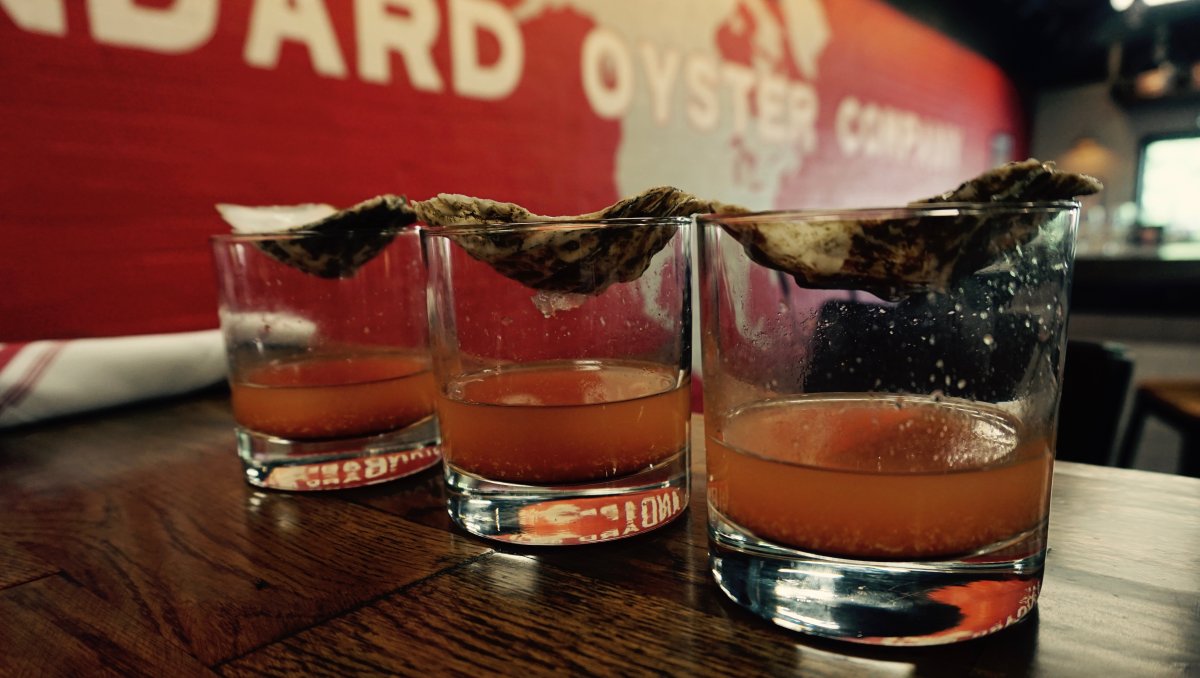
xmin=2 ymin=389 xmax=1198 ymax=676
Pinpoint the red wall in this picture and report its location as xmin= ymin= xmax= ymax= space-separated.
xmin=0 ymin=0 xmax=1026 ymax=341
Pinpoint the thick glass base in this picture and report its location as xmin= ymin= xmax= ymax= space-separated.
xmin=237 ymin=416 xmax=440 ymax=491
xmin=445 ymin=449 xmax=689 ymax=545
xmin=709 ymin=509 xmax=1045 ymax=646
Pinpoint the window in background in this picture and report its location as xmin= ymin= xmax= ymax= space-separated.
xmin=1138 ymin=134 xmax=1200 ymax=239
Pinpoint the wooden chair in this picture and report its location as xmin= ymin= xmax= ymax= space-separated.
xmin=1118 ymin=380 xmax=1200 ymax=477
xmin=1056 ymin=340 xmax=1134 ymax=467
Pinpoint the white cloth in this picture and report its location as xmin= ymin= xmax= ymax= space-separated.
xmin=0 ymin=330 xmax=227 ymax=428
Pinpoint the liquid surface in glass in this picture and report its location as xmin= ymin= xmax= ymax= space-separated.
xmin=231 ymin=351 xmax=435 ymax=440
xmin=708 ymin=394 xmax=1052 ymax=559
xmin=440 ymin=359 xmax=689 ymax=484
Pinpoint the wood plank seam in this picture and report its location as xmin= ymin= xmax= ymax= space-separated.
xmin=209 ymin=550 xmax=497 ymax=670
xmin=0 ymin=570 xmax=60 ymax=593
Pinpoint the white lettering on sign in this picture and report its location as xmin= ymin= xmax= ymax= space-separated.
xmin=449 ymin=0 xmax=523 ymax=100
xmin=0 ymin=0 xmax=66 ymax=36
xmin=244 ymin=0 xmax=349 ymax=78
xmin=835 ymin=95 xmax=963 ymax=170
xmin=684 ymin=54 xmax=719 ymax=132
xmin=0 ymin=0 xmax=977 ymax=172
xmin=582 ymin=37 xmax=819 ymax=146
xmin=355 ymin=0 xmax=444 ymax=91
xmin=640 ymin=42 xmax=680 ymax=126
xmin=581 ymin=27 xmax=634 ymax=120
xmin=720 ymin=62 xmax=755 ymax=136
xmin=88 ymin=0 xmax=218 ymax=54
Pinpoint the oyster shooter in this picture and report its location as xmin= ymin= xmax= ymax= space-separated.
xmin=421 ymin=211 xmax=696 ymax=546
xmin=212 ymin=211 xmax=439 ymax=491
xmin=698 ymin=160 xmax=1100 ymax=644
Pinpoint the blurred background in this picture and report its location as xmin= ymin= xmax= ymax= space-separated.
xmin=1 ymin=0 xmax=1196 ymax=471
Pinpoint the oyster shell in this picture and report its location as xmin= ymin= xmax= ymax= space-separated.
xmin=218 ymin=196 xmax=414 ymax=278
xmin=720 ymin=159 xmax=1102 ymax=300
xmin=415 ymin=186 xmax=740 ymax=294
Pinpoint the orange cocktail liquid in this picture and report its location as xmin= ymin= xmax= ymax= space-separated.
xmin=439 ymin=360 xmax=689 ymax=484
xmin=231 ymin=351 xmax=435 ymax=440
xmin=707 ymin=394 xmax=1053 ymax=559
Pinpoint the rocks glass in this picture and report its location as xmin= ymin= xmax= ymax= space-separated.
xmin=423 ymin=218 xmax=692 ymax=545
xmin=211 ymin=227 xmax=439 ymax=491
xmin=697 ymin=203 xmax=1078 ymax=644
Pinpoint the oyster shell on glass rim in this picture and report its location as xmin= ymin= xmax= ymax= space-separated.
xmin=216 ymin=158 xmax=1100 ymax=298
xmin=718 ymin=159 xmax=1103 ymax=300
xmin=413 ymin=186 xmax=742 ymax=295
xmin=216 ymin=196 xmax=414 ymax=278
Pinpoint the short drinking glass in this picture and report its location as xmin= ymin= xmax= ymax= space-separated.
xmin=211 ymin=227 xmax=440 ymax=491
xmin=424 ymin=218 xmax=692 ymax=545
xmin=698 ymin=203 xmax=1078 ymax=644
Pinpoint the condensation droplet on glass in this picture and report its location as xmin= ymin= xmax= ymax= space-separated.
xmin=935 ymin=359 xmax=944 ymax=369
xmin=983 ymin=334 xmax=995 ymax=347
xmin=979 ymin=311 xmax=989 ymax=320
xmin=957 ymin=379 xmax=968 ymax=389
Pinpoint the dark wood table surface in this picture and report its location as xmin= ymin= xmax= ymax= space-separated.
xmin=2 ymin=388 xmax=1198 ymax=676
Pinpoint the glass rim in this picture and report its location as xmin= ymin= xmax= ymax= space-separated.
xmin=696 ymin=200 xmax=1081 ymax=225
xmin=210 ymin=226 xmax=417 ymax=243
xmin=420 ymin=216 xmax=692 ymax=237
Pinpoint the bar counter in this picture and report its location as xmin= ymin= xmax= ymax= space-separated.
xmin=1 ymin=388 xmax=1197 ymax=676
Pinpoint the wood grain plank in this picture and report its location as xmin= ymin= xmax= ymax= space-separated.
xmin=0 ymin=575 xmax=214 ymax=677
xmin=1028 ymin=462 xmax=1200 ymax=675
xmin=1032 ymin=565 xmax=1200 ymax=676
xmin=223 ymin=549 xmax=902 ymax=676
xmin=224 ymin=552 xmax=992 ymax=677
xmin=0 ymin=534 xmax=59 ymax=590
xmin=1048 ymin=463 xmax=1200 ymax=594
xmin=0 ymin=392 xmax=491 ymax=665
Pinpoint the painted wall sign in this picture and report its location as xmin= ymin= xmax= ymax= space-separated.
xmin=0 ymin=0 xmax=1025 ymax=340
